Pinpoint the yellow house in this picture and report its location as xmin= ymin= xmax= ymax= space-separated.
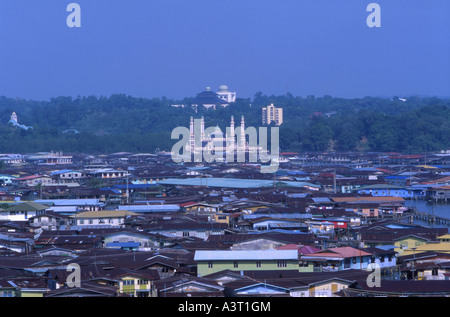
xmin=19 ymin=289 xmax=49 ymax=297
xmin=395 ymin=235 xmax=450 ymax=256
xmin=437 ymin=234 xmax=450 ymax=243
xmin=118 ymin=272 xmax=159 ymax=297
xmin=393 ymin=235 xmax=429 ymax=255
xmin=213 ymin=211 xmax=230 ymax=224
xmin=308 ymin=279 xmax=351 ymax=297
xmin=345 ymin=203 xmax=380 ymax=218
xmin=405 ymin=242 xmax=450 ymax=256
xmin=181 ymin=202 xmax=220 ymax=214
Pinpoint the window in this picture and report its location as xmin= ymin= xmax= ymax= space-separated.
xmin=208 ymin=262 xmax=213 ymax=268
xmin=256 ymin=261 xmax=261 ymax=268
xmin=344 ymin=258 xmax=351 ymax=268
xmin=277 ymin=261 xmax=287 ymax=268
xmin=233 ymin=261 xmax=239 ymax=268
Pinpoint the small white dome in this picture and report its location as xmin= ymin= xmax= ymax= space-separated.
xmin=219 ymin=85 xmax=229 ymax=91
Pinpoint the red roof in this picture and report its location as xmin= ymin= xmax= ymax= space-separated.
xmin=303 ymin=246 xmax=372 ymax=258
xmin=299 ymin=245 xmax=321 ymax=254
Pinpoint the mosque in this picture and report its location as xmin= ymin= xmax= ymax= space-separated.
xmin=191 ymin=85 xmax=236 ymax=110
xmin=186 ymin=115 xmax=249 ymax=157
xmin=170 ymin=85 xmax=237 ymax=110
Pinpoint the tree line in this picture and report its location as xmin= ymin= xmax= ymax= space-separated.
xmin=0 ymin=93 xmax=449 ymax=154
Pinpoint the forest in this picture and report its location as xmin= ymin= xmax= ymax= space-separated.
xmin=0 ymin=93 xmax=449 ymax=155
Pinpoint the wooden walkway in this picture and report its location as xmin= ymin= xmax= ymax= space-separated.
xmin=398 ymin=210 xmax=450 ymax=226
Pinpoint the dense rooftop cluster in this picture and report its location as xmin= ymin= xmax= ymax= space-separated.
xmin=0 ymin=150 xmax=450 ymax=297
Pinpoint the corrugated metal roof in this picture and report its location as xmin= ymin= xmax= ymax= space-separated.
xmin=117 ymin=204 xmax=180 ymax=212
xmin=194 ymin=249 xmax=298 ymax=261
xmin=71 ymin=210 xmax=138 ymax=218
xmin=34 ymin=199 xmax=104 ymax=206
xmin=48 ymin=206 xmax=78 ymax=212
xmin=106 ymin=242 xmax=140 ymax=248
xmin=157 ymin=178 xmax=319 ymax=189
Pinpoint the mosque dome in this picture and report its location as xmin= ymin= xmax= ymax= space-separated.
xmin=218 ymin=85 xmax=229 ymax=92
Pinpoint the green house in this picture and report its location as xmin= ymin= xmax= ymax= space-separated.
xmin=194 ymin=249 xmax=299 ymax=277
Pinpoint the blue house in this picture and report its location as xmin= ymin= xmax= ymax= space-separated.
xmin=355 ymin=184 xmax=413 ymax=198
xmin=384 ymin=175 xmax=410 ymax=186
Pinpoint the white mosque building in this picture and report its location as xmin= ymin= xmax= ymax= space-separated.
xmin=186 ymin=115 xmax=250 ymax=156
xmin=216 ymin=85 xmax=236 ymax=104
xmin=171 ymin=85 xmax=237 ymax=110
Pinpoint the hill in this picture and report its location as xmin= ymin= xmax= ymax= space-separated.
xmin=0 ymin=93 xmax=449 ymax=154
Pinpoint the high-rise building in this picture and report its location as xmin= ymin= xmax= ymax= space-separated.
xmin=262 ymin=103 xmax=283 ymax=126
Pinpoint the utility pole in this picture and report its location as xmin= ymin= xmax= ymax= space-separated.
xmin=333 ymin=169 xmax=337 ymax=194
xmin=126 ymin=174 xmax=129 ymax=204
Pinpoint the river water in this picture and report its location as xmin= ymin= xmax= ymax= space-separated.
xmin=404 ymin=199 xmax=450 ymax=229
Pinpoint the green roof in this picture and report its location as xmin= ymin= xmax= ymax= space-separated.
xmin=6 ymin=202 xmax=50 ymax=212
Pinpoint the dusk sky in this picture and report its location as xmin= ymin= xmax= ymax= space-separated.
xmin=0 ymin=0 xmax=449 ymax=100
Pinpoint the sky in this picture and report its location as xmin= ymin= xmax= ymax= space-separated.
xmin=0 ymin=0 xmax=449 ymax=101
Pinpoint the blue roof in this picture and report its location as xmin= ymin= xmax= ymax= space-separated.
xmin=248 ymin=229 xmax=309 ymax=234
xmin=373 ymin=245 xmax=396 ymax=251
xmin=117 ymin=204 xmax=180 ymax=212
xmin=106 ymin=242 xmax=140 ymax=248
xmin=277 ymin=170 xmax=307 ymax=175
xmin=50 ymin=169 xmax=75 ymax=175
xmin=384 ymin=175 xmax=409 ymax=179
